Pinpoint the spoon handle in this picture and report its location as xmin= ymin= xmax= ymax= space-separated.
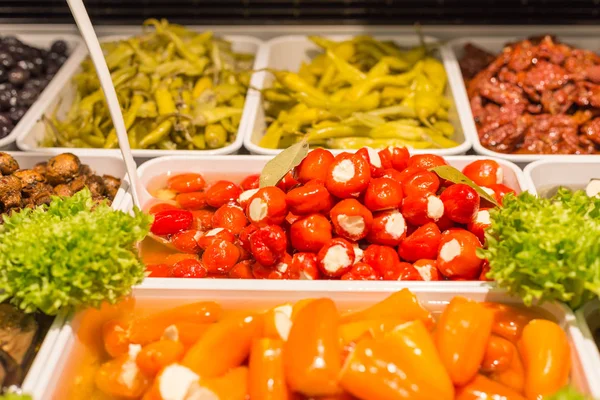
xmin=66 ymin=0 xmax=143 ymax=208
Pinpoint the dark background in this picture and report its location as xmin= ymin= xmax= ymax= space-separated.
xmin=2 ymin=0 xmax=600 ymax=25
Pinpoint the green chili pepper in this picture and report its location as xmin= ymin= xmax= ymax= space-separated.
xmin=191 ymin=134 xmax=206 ymax=149
xmin=139 ymin=119 xmax=173 ymax=148
xmin=345 ymin=113 xmax=387 ymax=129
xmin=306 ymin=124 xmax=369 ymax=142
xmin=422 ymin=57 xmax=447 ymax=94
xmin=380 ymin=56 xmax=410 ymax=71
xmin=308 ymin=36 xmax=337 ymax=50
xmin=381 ymin=86 xmax=411 ymax=100
xmin=270 ymin=70 xmax=329 ymax=101
xmin=326 ymin=49 xmax=366 ymax=84
xmin=155 ymin=88 xmax=176 ymax=115
xmin=259 ymin=120 xmax=283 ymax=149
xmin=432 ymin=120 xmax=455 ymax=137
xmin=205 ymin=124 xmax=228 ymax=148
xmin=194 ymin=107 xmax=242 ymax=125
xmin=370 ymin=122 xmax=429 ymax=140
xmin=317 ymin=65 xmax=336 ymax=90
xmin=345 ymin=65 xmax=420 ymax=101
xmin=422 ymin=129 xmax=460 ymax=148
xmin=366 ymin=60 xmax=390 ymax=79
xmin=146 ymin=19 xmax=207 ymax=71
xmin=263 ymin=89 xmax=294 ymax=103
xmin=367 ymin=105 xmax=417 ymax=118
xmin=104 ymin=94 xmax=145 ymax=148
xmin=326 ymin=137 xmax=433 ymax=150
xmin=294 ymin=91 xmax=380 ymax=115
xmin=127 ymin=39 xmax=157 ymax=69
xmin=104 ymin=43 xmax=134 ymax=70
xmin=137 ymin=101 xmax=157 ymax=118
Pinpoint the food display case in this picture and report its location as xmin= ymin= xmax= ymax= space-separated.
xmin=1 ymin=1 xmax=600 ymax=398
xmin=30 ymin=285 xmax=600 ymax=398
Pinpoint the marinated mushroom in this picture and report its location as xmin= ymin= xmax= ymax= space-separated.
xmin=79 ymin=164 xmax=93 ymax=176
xmin=54 ymin=184 xmax=73 ymax=197
xmin=32 ymin=161 xmax=47 ymax=176
xmin=0 ymin=153 xmax=19 ymax=176
xmin=85 ymin=175 xmax=106 ymax=198
xmin=0 ymin=153 xmax=120 ymax=216
xmin=69 ymin=175 xmax=87 ymax=193
xmin=45 ymin=153 xmax=81 ymax=185
xmin=29 ymin=186 xmax=53 ymax=207
xmin=13 ymin=170 xmax=45 ymax=196
xmin=102 ymin=175 xmax=121 ymax=200
xmin=0 ymin=175 xmax=22 ymax=209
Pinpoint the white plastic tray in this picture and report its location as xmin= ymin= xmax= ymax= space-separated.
xmin=3 ymin=152 xmax=129 ymax=393
xmin=575 ymin=299 xmax=600 ymax=390
xmin=15 ymin=34 xmax=263 ymax=160
xmin=33 ymin=284 xmax=600 ymax=399
xmin=242 ymin=34 xmax=472 ymax=156
xmin=5 ymin=151 xmax=130 ymax=211
xmin=119 ymin=154 xmax=528 ymax=287
xmin=0 ymin=33 xmax=82 ymax=150
xmin=523 ymin=157 xmax=600 ymax=195
xmin=442 ymin=36 xmax=600 ymax=164
xmin=20 ymin=313 xmax=66 ymax=395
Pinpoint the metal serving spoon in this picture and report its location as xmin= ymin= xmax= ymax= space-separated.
xmin=66 ymin=0 xmax=175 ymax=249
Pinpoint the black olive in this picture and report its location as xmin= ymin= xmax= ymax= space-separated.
xmin=0 ymin=90 xmax=11 ymax=110
xmin=50 ymin=40 xmax=68 ymax=55
xmin=47 ymin=52 xmax=61 ymax=63
xmin=7 ymin=67 xmax=29 ymax=86
xmin=0 ymin=121 xmax=12 ymax=139
xmin=10 ymin=45 xmax=26 ymax=61
xmin=0 ymin=53 xmax=14 ymax=70
xmin=17 ymin=59 xmax=33 ymax=71
xmin=32 ymin=56 xmax=44 ymax=72
xmin=56 ymin=55 xmax=68 ymax=66
xmin=0 ymin=69 xmax=6 ymax=84
xmin=21 ymin=59 xmax=40 ymax=77
xmin=17 ymin=88 xmax=37 ymax=107
xmin=0 ymin=89 xmax=17 ymax=110
xmin=8 ymin=107 xmax=26 ymax=123
xmin=0 ymin=113 xmax=11 ymax=126
xmin=24 ymin=78 xmax=43 ymax=90
xmin=45 ymin=63 xmax=59 ymax=76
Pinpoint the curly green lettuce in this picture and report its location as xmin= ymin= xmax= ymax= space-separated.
xmin=0 ymin=189 xmax=151 ymax=315
xmin=479 ymin=189 xmax=600 ymax=309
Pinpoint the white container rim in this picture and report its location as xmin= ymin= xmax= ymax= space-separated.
xmin=135 ymin=153 xmax=528 ymax=193
xmin=523 ymin=156 xmax=600 ymax=195
xmin=442 ymin=35 xmax=600 ymax=163
xmin=4 ymin=150 xmax=131 ymax=211
xmin=575 ymin=299 xmax=600 ymax=391
xmin=0 ymin=33 xmax=83 ymax=149
xmin=15 ymin=33 xmax=264 ymax=157
xmin=242 ymin=33 xmax=473 ymax=156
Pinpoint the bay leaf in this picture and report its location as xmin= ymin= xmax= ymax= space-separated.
xmin=430 ymin=165 xmax=500 ymax=207
xmin=259 ymin=138 xmax=309 ymax=188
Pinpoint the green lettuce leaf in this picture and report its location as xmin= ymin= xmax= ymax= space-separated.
xmin=0 ymin=189 xmax=151 ymax=315
xmin=543 ymin=385 xmax=594 ymax=400
xmin=478 ymin=189 xmax=600 ymax=309
xmin=0 ymin=394 xmax=33 ymax=400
